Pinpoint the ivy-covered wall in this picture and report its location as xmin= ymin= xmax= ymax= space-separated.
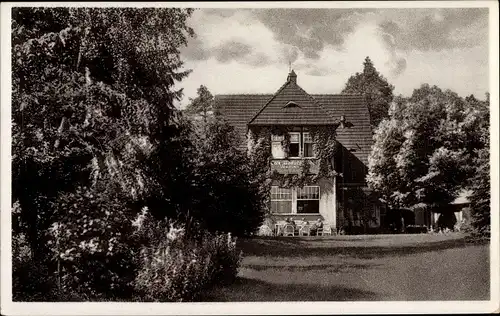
xmin=249 ymin=126 xmax=338 ymax=182
xmin=248 ymin=124 xmax=381 ymax=231
xmin=247 ymin=125 xmax=338 ymax=218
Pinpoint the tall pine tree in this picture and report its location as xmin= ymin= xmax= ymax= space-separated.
xmin=184 ymin=85 xmax=215 ymax=135
xmin=342 ymin=57 xmax=394 ymax=130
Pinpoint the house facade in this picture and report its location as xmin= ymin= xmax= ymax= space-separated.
xmin=215 ymin=70 xmax=385 ymax=233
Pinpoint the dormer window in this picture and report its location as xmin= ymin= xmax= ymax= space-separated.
xmin=284 ymin=101 xmax=300 ymax=108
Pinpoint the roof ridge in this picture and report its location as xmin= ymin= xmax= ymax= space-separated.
xmin=248 ymin=80 xmax=291 ymax=124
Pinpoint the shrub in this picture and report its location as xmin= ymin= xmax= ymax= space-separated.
xmin=133 ymin=212 xmax=242 ymax=302
xmin=45 ymin=186 xmax=139 ymax=301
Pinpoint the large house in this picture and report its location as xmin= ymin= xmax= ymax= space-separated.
xmin=215 ymin=70 xmax=386 ymax=233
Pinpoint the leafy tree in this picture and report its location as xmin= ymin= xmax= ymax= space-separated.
xmin=367 ymin=84 xmax=487 ymax=214
xmin=466 ymin=93 xmax=490 ymax=236
xmin=342 ymin=56 xmax=394 ymax=130
xmin=11 ymin=7 xmax=195 ymax=299
xmin=184 ymin=85 xmax=215 ymax=134
xmin=190 ymin=117 xmax=265 ymax=236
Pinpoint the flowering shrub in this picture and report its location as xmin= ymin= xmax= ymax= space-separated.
xmin=133 ymin=211 xmax=242 ymax=302
xmin=46 ymin=185 xmax=138 ymax=300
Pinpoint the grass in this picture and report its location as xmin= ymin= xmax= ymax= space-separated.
xmin=202 ymin=233 xmax=490 ymax=301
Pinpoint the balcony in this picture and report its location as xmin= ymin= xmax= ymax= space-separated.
xmin=270 ymin=159 xmax=320 ymax=175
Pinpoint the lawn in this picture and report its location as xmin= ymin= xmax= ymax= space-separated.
xmin=203 ymin=233 xmax=490 ymax=301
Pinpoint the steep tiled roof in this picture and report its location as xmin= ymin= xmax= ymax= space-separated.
xmin=314 ymin=95 xmax=373 ymax=165
xmin=248 ymin=78 xmax=335 ymax=125
xmin=214 ymin=73 xmax=373 ymax=164
xmin=215 ymin=94 xmax=272 ymax=150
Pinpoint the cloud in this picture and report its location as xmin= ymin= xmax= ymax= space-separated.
xmin=250 ymin=9 xmax=369 ymax=60
xmin=377 ymin=8 xmax=488 ymax=52
xmin=390 ymin=57 xmax=407 ymax=76
xmin=176 ymin=7 xmax=489 ymax=105
xmin=244 ymin=52 xmax=273 ymax=67
xmin=181 ymin=37 xmax=274 ymax=66
xmin=305 ymin=66 xmax=336 ymax=77
xmin=213 ymin=40 xmax=253 ymax=63
xmin=180 ymin=37 xmax=210 ymax=61
xmin=281 ymin=45 xmax=300 ymax=64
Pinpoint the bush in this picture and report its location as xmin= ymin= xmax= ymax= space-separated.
xmin=12 ymin=233 xmax=55 ymax=301
xmin=43 ymin=185 xmax=141 ymax=301
xmin=133 ymin=213 xmax=241 ymax=302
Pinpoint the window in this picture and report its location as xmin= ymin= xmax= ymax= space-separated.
xmin=271 ymin=186 xmax=320 ymax=214
xmin=297 ymin=186 xmax=320 ymax=214
xmin=270 ymin=130 xmax=316 ymax=159
xmin=288 ymin=132 xmax=300 ymax=158
xmin=271 ymin=186 xmax=292 ymax=214
xmin=303 ymin=132 xmax=314 ymax=158
xmin=271 ymin=134 xmax=285 ymax=159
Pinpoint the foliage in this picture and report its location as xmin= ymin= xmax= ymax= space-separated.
xmin=249 ymin=126 xmax=338 ymax=188
xmin=10 ymin=7 xmax=238 ymax=302
xmin=46 ymin=183 xmax=139 ymax=300
xmin=466 ymin=95 xmax=490 ymax=236
xmin=12 ymin=6 xmax=194 ymax=261
xmin=184 ymin=85 xmax=215 ymax=134
xmin=367 ymin=85 xmax=489 ymax=214
xmin=133 ymin=211 xmax=241 ymax=302
xmin=190 ymin=117 xmax=265 ymax=236
xmin=342 ymin=56 xmax=394 ymax=130
xmin=247 ymin=125 xmax=338 ymax=217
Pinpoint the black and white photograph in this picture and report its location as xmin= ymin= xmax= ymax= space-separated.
xmin=1 ymin=1 xmax=499 ymax=315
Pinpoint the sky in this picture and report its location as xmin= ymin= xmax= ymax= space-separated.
xmin=175 ymin=7 xmax=489 ymax=108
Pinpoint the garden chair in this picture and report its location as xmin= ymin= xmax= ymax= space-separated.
xmin=299 ymin=225 xmax=311 ymax=236
xmin=283 ymin=224 xmax=295 ymax=237
xmin=321 ymin=224 xmax=332 ymax=236
xmin=315 ymin=226 xmax=323 ymax=236
xmin=257 ymin=224 xmax=273 ymax=236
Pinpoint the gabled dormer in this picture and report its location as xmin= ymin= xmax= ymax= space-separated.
xmin=248 ymin=70 xmax=336 ymax=126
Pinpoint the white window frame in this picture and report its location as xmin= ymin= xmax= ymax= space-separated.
xmin=288 ymin=132 xmax=301 ymax=159
xmin=270 ymin=186 xmax=293 ymax=214
xmin=302 ymin=132 xmax=316 ymax=158
xmin=297 ymin=186 xmax=320 ymax=200
xmin=271 ymin=134 xmax=285 ymax=159
xmin=270 ymin=130 xmax=317 ymax=159
xmin=270 ymin=185 xmax=321 ymax=215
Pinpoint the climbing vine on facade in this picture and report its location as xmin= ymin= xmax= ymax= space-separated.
xmin=247 ymin=125 xmax=339 ymax=215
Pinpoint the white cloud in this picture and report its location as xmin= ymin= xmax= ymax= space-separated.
xmin=175 ymin=8 xmax=489 ymax=108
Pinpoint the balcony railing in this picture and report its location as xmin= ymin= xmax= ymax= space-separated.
xmin=270 ymin=159 xmax=320 ymax=175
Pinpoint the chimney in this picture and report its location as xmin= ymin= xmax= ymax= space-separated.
xmin=287 ymin=70 xmax=297 ymax=84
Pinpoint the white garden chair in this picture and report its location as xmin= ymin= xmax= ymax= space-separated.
xmin=321 ymin=224 xmax=332 ymax=236
xmin=283 ymin=224 xmax=295 ymax=237
xmin=299 ymin=225 xmax=311 ymax=236
xmin=257 ymin=224 xmax=273 ymax=236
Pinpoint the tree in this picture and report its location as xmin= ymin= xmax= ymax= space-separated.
xmin=184 ymin=85 xmax=215 ymax=134
xmin=342 ymin=56 xmax=394 ymax=130
xmin=367 ymin=84 xmax=487 ymax=214
xmin=466 ymin=93 xmax=490 ymax=236
xmin=190 ymin=117 xmax=265 ymax=236
xmin=11 ymin=7 xmax=195 ymax=298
